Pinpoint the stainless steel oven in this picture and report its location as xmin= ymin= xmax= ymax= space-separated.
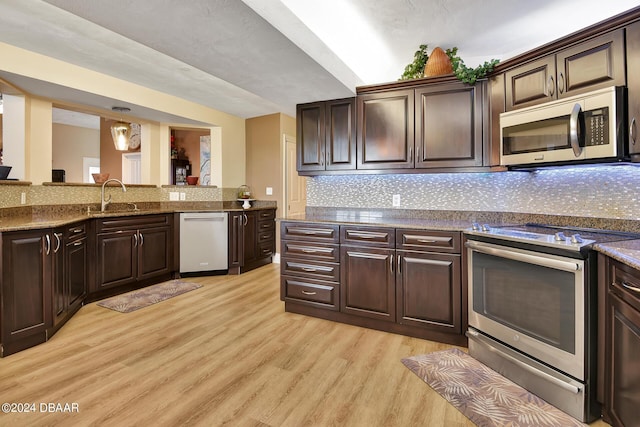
xmin=464 ymin=224 xmax=634 ymax=422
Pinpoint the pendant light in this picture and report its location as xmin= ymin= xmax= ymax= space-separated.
xmin=110 ymin=106 xmax=131 ymax=151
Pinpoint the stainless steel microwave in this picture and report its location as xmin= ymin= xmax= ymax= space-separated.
xmin=500 ymin=86 xmax=626 ymax=167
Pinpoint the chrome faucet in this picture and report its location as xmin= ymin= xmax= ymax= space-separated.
xmin=101 ymin=178 xmax=127 ymax=212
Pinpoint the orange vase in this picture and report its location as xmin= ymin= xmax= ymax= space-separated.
xmin=424 ymin=47 xmax=453 ymax=77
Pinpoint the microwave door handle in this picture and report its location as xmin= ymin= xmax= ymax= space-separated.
xmin=569 ymin=103 xmax=584 ymax=157
xmin=466 ymin=241 xmax=581 ymax=272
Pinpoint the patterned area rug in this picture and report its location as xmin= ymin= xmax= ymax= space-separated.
xmin=96 ymin=280 xmax=202 ymax=313
xmin=402 ymin=348 xmax=586 ymax=427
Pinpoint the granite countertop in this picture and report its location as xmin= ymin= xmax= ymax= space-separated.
xmin=595 ymin=240 xmax=640 ymax=271
xmin=278 ymin=212 xmax=477 ymax=231
xmin=281 ymin=210 xmax=640 ymax=272
xmin=0 ymin=202 xmax=277 ymax=233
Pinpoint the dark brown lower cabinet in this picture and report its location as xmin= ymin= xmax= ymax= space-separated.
xmin=281 ymin=221 xmax=465 ymax=346
xmin=340 ymin=245 xmax=395 ymax=322
xmin=396 ymin=250 xmax=461 ymax=334
xmin=93 ymin=215 xmax=172 ymax=294
xmin=229 ymin=208 xmax=276 ymax=274
xmin=603 ymin=258 xmax=640 ymax=427
xmin=1 ymin=229 xmax=53 ymax=357
xmin=52 ymin=222 xmax=88 ymax=332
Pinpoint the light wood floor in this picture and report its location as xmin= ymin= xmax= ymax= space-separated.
xmin=0 ymin=264 xmax=609 ymax=427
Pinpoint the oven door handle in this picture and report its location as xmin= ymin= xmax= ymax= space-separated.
xmin=465 ymin=241 xmax=581 ymax=272
xmin=467 ymin=329 xmax=582 ymax=394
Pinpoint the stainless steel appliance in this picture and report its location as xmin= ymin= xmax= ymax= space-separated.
xmin=465 ymin=224 xmax=636 ymax=422
xmin=179 ymin=212 xmax=228 ymax=275
xmin=500 ymin=86 xmax=626 ymax=167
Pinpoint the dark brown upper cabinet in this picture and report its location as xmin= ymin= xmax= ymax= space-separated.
xmin=356 ymin=89 xmax=415 ymax=170
xmin=297 ymin=97 xmax=356 ymax=173
xmin=626 ymin=21 xmax=640 ymax=161
xmin=415 ymin=81 xmax=485 ymax=168
xmin=505 ymin=29 xmax=625 ymax=111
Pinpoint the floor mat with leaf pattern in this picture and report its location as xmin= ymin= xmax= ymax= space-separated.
xmin=402 ymin=348 xmax=586 ymax=427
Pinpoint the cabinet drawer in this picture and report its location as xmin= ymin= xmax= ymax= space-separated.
xmin=281 ymin=222 xmax=340 ymax=242
xmin=340 ymin=226 xmax=395 ymax=247
xmin=259 ymin=220 xmax=275 ymax=232
xmin=258 ymin=229 xmax=275 ymax=244
xmin=281 ymin=258 xmax=339 ymax=282
xmin=611 ymin=260 xmax=640 ymax=312
xmin=396 ymin=229 xmax=461 ymax=253
xmin=282 ymin=276 xmax=338 ymax=310
xmin=258 ymin=242 xmax=274 ymax=258
xmin=96 ymin=214 xmax=171 ymax=233
xmin=66 ymin=222 xmax=87 ymax=240
xmin=282 ymin=241 xmax=340 ymax=262
xmin=258 ymin=209 xmax=276 ymax=221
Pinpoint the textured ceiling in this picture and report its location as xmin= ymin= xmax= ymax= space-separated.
xmin=0 ymin=0 xmax=638 ymax=125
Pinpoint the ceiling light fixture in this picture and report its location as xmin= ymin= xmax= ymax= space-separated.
xmin=110 ymin=106 xmax=132 ymax=151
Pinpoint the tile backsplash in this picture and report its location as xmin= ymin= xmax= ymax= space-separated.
xmin=306 ymin=164 xmax=640 ymax=220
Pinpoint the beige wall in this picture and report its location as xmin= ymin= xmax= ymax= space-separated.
xmin=52 ymin=123 xmax=99 ymax=182
xmin=246 ymin=112 xmax=296 ymax=256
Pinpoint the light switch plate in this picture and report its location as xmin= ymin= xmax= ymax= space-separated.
xmin=180 ymin=192 xmax=186 ymax=201
xmin=169 ymin=192 xmax=179 ymax=201
xmin=392 ymin=194 xmax=401 ymax=207
xmin=266 ymin=187 xmax=273 ymax=195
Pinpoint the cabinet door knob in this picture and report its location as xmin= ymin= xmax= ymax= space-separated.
xmin=138 ymin=232 xmax=144 ymax=246
xmin=558 ymin=72 xmax=565 ymax=94
xmin=133 ymin=233 xmax=138 ymax=247
xmin=547 ymin=76 xmax=555 ymax=97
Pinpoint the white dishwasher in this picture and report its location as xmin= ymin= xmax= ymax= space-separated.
xmin=179 ymin=212 xmax=228 ymax=275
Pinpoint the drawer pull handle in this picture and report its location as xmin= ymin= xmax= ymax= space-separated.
xmin=72 ymin=228 xmax=83 ymax=233
xmin=622 ymin=282 xmax=640 ymax=294
xmin=301 ymin=249 xmax=318 ymax=253
xmin=348 ymin=232 xmax=384 ymax=239
xmin=416 ymin=239 xmax=437 ymax=243
xmin=301 ymin=267 xmax=317 ymax=272
xmin=73 ymin=241 xmax=84 ymax=246
xmin=301 ymin=290 xmax=317 ymax=296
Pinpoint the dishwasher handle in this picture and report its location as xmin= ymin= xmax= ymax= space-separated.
xmin=182 ymin=215 xmax=226 ymax=222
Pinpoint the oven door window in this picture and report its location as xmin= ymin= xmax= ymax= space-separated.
xmin=472 ymin=251 xmax=575 ymax=354
xmin=502 ymin=116 xmax=572 ymax=155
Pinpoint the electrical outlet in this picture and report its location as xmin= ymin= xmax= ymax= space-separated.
xmin=169 ymin=192 xmax=179 ymax=201
xmin=266 ymin=187 xmax=273 ymax=196
xmin=20 ymin=192 xmax=26 ymax=205
xmin=180 ymin=192 xmax=186 ymax=201
xmin=392 ymin=194 xmax=401 ymax=207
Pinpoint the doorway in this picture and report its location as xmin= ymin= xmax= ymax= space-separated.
xmin=122 ymin=152 xmax=141 ymax=184
xmin=283 ymin=134 xmax=306 ymax=216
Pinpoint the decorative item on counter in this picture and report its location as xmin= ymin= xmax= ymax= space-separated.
xmin=186 ymin=176 xmax=199 ymax=185
xmin=92 ymin=172 xmax=110 ymax=184
xmin=237 ymin=184 xmax=255 ymax=209
xmin=0 ymin=165 xmax=11 ymax=180
xmin=423 ymin=47 xmax=453 ymax=77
